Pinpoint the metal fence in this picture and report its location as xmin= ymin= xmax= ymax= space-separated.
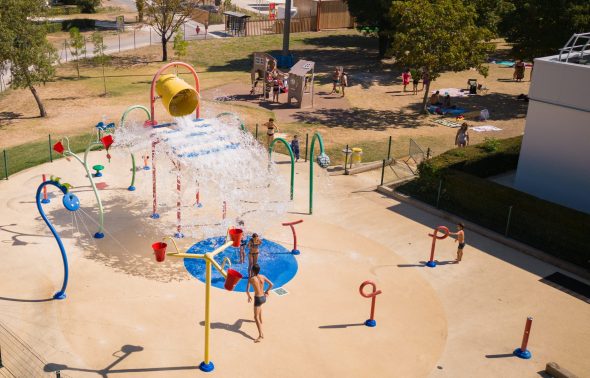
xmin=244 ymin=17 xmax=316 ymax=36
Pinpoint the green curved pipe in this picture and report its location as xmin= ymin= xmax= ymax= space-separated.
xmin=269 ymin=137 xmax=295 ymax=200
xmin=62 ymin=137 xmax=105 ymax=237
xmin=216 ymin=112 xmax=246 ymax=131
xmin=120 ymin=105 xmax=152 ymax=190
xmin=309 ymin=132 xmax=326 ymax=215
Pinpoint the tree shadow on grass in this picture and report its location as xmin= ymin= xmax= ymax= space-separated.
xmin=291 ymin=107 xmax=427 ymax=131
xmin=204 ymin=34 xmax=396 ymax=89
xmin=438 ymin=91 xmax=529 ymax=122
xmin=0 ymin=111 xmax=41 ymax=121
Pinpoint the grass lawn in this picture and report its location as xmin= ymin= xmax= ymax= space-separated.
xmin=1 ymin=30 xmax=530 ymax=175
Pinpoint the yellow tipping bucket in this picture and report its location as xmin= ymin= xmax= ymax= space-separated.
xmin=155 ymin=74 xmax=199 ymax=117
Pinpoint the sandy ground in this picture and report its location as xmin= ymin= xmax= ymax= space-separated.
xmin=0 ymin=145 xmax=589 ymax=377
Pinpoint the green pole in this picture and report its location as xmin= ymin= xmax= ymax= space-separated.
xmin=120 ymin=105 xmax=151 ymax=191
xmin=380 ymin=159 xmax=386 ymax=185
xmin=387 ymin=136 xmax=392 ymax=160
xmin=344 ymin=144 xmax=349 ymax=175
xmin=269 ymin=138 xmax=295 ymax=200
xmin=130 ymin=153 xmax=137 ymax=190
xmin=309 ymin=132 xmax=326 ymax=215
xmin=255 ymin=123 xmax=259 ymax=140
xmin=305 ymin=133 xmax=309 ymax=162
xmin=49 ymin=134 xmax=53 ymax=163
xmin=3 ymin=150 xmax=7 ymax=180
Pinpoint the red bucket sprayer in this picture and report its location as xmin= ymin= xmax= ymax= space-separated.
xmin=228 ymin=228 xmax=243 ymax=247
xmin=151 ymin=242 xmax=168 ymax=262
xmin=224 ymin=269 xmax=243 ymax=291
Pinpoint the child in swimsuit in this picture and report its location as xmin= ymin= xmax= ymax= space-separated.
xmin=264 ymin=118 xmax=279 ymax=146
xmin=246 ymin=264 xmax=274 ymax=343
xmin=449 ymin=223 xmax=466 ymax=262
xmin=248 ymin=233 xmax=262 ymax=278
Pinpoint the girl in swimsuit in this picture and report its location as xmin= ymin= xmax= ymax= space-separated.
xmin=265 ymin=118 xmax=279 ymax=146
xmin=248 ymin=233 xmax=262 ymax=278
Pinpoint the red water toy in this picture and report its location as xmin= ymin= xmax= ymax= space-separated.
xmin=426 ymin=226 xmax=450 ymax=267
xmin=282 ymin=219 xmax=303 ymax=255
xmin=359 ymin=280 xmax=382 ymax=327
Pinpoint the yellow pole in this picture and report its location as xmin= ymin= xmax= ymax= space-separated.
xmin=204 ymin=258 xmax=211 ymax=364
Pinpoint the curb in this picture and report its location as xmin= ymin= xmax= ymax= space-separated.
xmin=377 ymin=185 xmax=590 ymax=282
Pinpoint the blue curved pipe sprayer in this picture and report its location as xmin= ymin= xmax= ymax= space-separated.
xmin=35 ymin=179 xmax=80 ymax=300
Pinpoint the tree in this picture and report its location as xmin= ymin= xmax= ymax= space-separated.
xmin=145 ymin=0 xmax=196 ymax=61
xmin=499 ymin=0 xmax=590 ymax=59
xmin=91 ymin=31 xmax=109 ymax=95
xmin=69 ymin=27 xmax=87 ymax=78
xmin=345 ymin=0 xmax=395 ymax=57
xmin=0 ymin=0 xmax=58 ymax=118
xmin=389 ymin=0 xmax=494 ymax=113
xmin=464 ymin=0 xmax=514 ymax=34
xmin=136 ymin=0 xmax=145 ymax=22
xmin=173 ymin=29 xmax=188 ymax=59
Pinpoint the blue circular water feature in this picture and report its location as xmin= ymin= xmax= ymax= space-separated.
xmin=183 ymin=236 xmax=298 ymax=292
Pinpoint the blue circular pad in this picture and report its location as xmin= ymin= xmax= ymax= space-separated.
xmin=184 ymin=236 xmax=298 ymax=292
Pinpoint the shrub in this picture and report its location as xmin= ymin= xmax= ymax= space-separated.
xmin=482 ymin=137 xmax=500 ymax=153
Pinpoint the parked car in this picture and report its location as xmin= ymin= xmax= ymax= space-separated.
xmin=199 ymin=4 xmax=219 ymax=13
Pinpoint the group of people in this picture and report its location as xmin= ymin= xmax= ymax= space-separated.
xmin=263 ymin=118 xmax=301 ymax=161
xmin=401 ymin=68 xmax=430 ymax=95
xmin=330 ymin=67 xmax=348 ymax=97
xmin=429 ymin=90 xmax=454 ymax=108
xmin=250 ymin=61 xmax=288 ymax=103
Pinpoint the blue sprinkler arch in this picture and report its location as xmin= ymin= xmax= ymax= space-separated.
xmin=35 ymin=179 xmax=80 ymax=300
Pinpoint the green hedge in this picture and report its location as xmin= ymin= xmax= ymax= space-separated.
xmin=398 ymin=137 xmax=590 ymax=269
xmin=61 ymin=19 xmax=96 ymax=31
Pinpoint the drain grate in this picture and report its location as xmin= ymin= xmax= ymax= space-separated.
xmin=273 ymin=287 xmax=289 ymax=296
xmin=540 ymin=272 xmax=590 ymax=303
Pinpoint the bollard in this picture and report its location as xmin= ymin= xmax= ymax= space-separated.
xmin=380 ymin=159 xmax=386 ymax=185
xmin=41 ymin=174 xmax=51 ymax=204
xmin=344 ymin=144 xmax=349 ymax=175
xmin=282 ymin=219 xmax=303 ymax=254
xmin=513 ymin=317 xmax=533 ymax=359
xmin=359 ymin=281 xmax=382 ymax=327
xmin=426 ymin=226 xmax=450 ymax=267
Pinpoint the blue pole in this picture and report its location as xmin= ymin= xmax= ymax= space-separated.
xmin=35 ymin=181 xmax=78 ymax=300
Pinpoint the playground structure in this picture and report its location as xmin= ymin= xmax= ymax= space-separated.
xmin=250 ymin=52 xmax=281 ymax=100
xmin=287 ymin=59 xmax=315 ymax=108
xmin=35 ymin=176 xmax=80 ymax=299
xmin=52 ymin=127 xmax=115 ymax=239
xmin=151 ymin=228 xmax=244 ymax=372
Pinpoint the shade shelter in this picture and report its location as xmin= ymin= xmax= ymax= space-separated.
xmin=223 ymin=11 xmax=250 ymax=36
xmin=287 ymin=60 xmax=315 ymax=108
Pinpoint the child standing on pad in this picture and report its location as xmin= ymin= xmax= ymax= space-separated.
xmin=291 ymin=135 xmax=300 ymax=162
xmin=248 ymin=233 xmax=262 ymax=278
xmin=449 ymin=223 xmax=466 ymax=262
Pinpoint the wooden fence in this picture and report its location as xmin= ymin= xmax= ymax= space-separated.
xmin=244 ymin=17 xmax=316 ymax=36
xmin=318 ymin=0 xmax=354 ymax=30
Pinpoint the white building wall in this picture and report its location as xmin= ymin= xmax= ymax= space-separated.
xmin=514 ymin=56 xmax=590 ymax=214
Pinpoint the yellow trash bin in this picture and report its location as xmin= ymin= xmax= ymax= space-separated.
xmin=352 ymin=147 xmax=363 ymax=165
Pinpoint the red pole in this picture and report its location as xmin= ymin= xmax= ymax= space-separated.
xmin=520 ymin=317 xmax=533 ymax=351
xmin=359 ymin=281 xmax=382 ymax=327
xmin=151 ymin=141 xmax=159 ymax=219
xmin=175 ymin=161 xmax=183 ymax=238
xmin=41 ymin=174 xmax=50 ymax=204
xmin=282 ymin=219 xmax=303 ymax=254
xmin=426 ymin=226 xmax=449 ymax=267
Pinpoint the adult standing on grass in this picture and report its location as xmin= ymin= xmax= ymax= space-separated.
xmin=455 ymin=123 xmax=469 ymax=148
xmin=340 ymin=71 xmax=348 ymax=97
xmin=265 ymin=118 xmax=279 ymax=146
xmin=246 ymin=264 xmax=273 ymax=343
xmin=513 ymin=59 xmax=526 ymax=82
xmin=412 ymin=74 xmax=420 ymax=95
xmin=330 ymin=67 xmax=341 ymax=94
xmin=402 ymin=68 xmax=412 ymax=92
xmin=449 ymin=223 xmax=466 ymax=262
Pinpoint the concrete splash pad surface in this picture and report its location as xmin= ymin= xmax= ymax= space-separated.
xmin=0 ymin=151 xmax=446 ymax=377
xmin=1 ymin=149 xmax=590 ymax=377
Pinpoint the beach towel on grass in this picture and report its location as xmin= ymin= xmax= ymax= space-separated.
xmin=428 ymin=105 xmax=467 ymax=116
xmin=432 ymin=119 xmax=462 ymax=128
xmin=470 ymin=125 xmax=502 ymax=132
xmin=431 ymin=88 xmax=467 ymax=97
